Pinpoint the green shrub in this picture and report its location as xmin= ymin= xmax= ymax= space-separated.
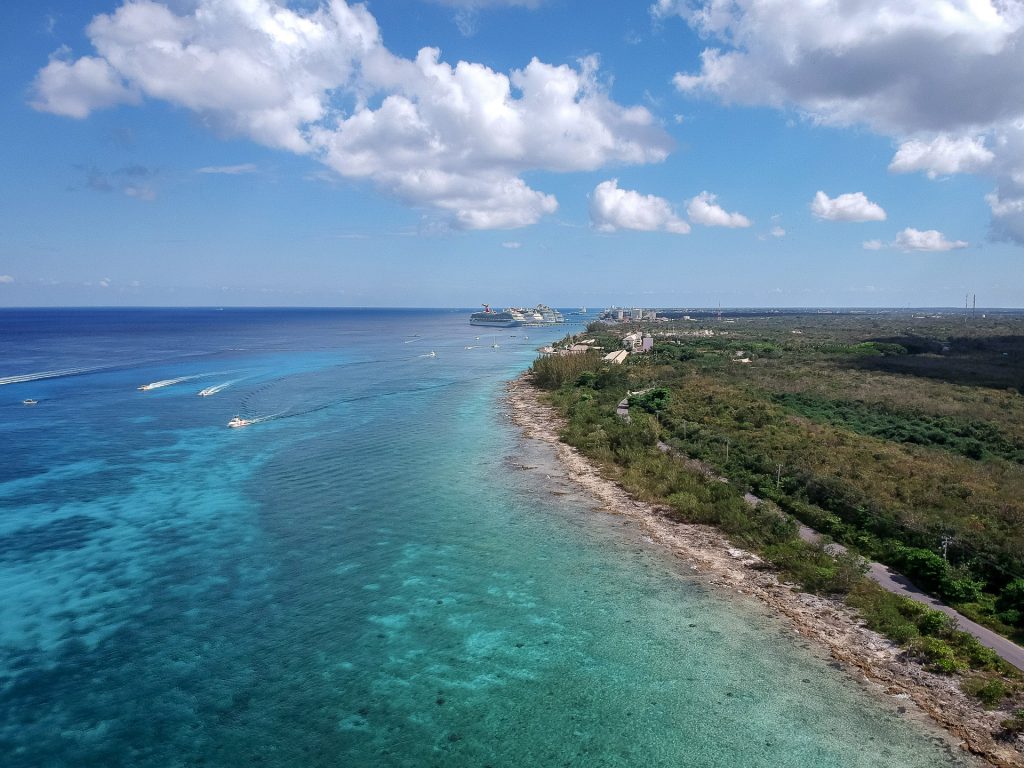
xmin=962 ymin=675 xmax=1009 ymax=707
xmin=910 ymin=636 xmax=963 ymax=674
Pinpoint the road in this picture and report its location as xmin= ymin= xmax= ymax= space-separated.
xmin=795 ymin=524 xmax=1024 ymax=671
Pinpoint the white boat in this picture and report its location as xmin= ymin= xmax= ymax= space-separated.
xmin=22 ymin=399 xmax=37 ymax=406
xmin=227 ymin=416 xmax=252 ymax=428
xmin=198 ymin=386 xmax=218 ymax=397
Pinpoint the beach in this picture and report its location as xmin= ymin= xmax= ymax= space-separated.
xmin=506 ymin=374 xmax=1024 ymax=768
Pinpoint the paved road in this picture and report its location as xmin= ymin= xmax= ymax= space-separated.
xmin=796 ymin=525 xmax=1024 ymax=671
xmin=617 ymin=396 xmax=1024 ymax=671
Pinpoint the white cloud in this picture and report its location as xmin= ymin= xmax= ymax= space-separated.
xmin=810 ymin=191 xmax=886 ymax=222
xmin=98 ymin=277 xmax=111 ymax=288
xmin=986 ymin=187 xmax=1024 ymax=243
xmin=769 ymin=225 xmax=785 ymax=238
xmin=0 ymin=275 xmax=13 ymax=284
xmin=661 ymin=1 xmax=1024 ymax=134
xmin=862 ymin=239 xmax=884 ymax=251
xmin=657 ymin=0 xmax=1024 ymax=243
xmin=686 ymin=191 xmax=750 ymax=228
xmin=33 ymin=1 xmax=671 ymax=231
xmin=31 ymin=53 xmax=139 ymax=118
xmin=589 ymin=179 xmax=690 ymax=234
xmin=501 ymin=241 xmax=522 ymax=249
xmin=894 ymin=228 xmax=968 ymax=252
xmin=889 ymin=136 xmax=994 ymax=178
xmin=197 ymin=163 xmax=258 ymax=175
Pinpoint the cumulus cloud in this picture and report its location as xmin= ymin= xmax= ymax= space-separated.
xmin=589 ymin=179 xmax=690 ymax=234
xmin=32 ymin=0 xmax=671 ymax=230
xmin=889 ymin=136 xmax=994 ymax=178
xmin=0 ymin=275 xmax=14 ymax=284
xmin=769 ymin=225 xmax=785 ymax=238
xmin=894 ymin=228 xmax=968 ymax=252
xmin=656 ymin=0 xmax=1024 ymax=243
xmin=660 ymin=0 xmax=1024 ymax=133
xmin=31 ymin=53 xmax=139 ymax=118
xmin=686 ymin=191 xmax=750 ymax=228
xmin=862 ymin=230 xmax=967 ymax=251
xmin=810 ymin=191 xmax=886 ymax=222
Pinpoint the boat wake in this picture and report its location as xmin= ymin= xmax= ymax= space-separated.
xmin=198 ymin=378 xmax=243 ymax=397
xmin=139 ymin=371 xmax=232 ymax=392
xmin=0 ymin=366 xmax=108 ymax=387
xmin=138 ymin=375 xmax=200 ymax=391
xmin=227 ymin=411 xmax=286 ymax=428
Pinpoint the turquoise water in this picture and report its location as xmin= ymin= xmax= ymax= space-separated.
xmin=0 ymin=309 xmax=976 ymax=766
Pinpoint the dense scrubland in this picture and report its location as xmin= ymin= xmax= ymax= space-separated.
xmin=530 ymin=310 xmax=1024 ymax=715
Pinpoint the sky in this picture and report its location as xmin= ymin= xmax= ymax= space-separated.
xmin=2 ymin=0 xmax=1024 ymax=308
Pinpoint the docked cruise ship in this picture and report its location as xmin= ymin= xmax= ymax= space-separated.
xmin=469 ymin=303 xmax=565 ymax=326
xmin=470 ymin=304 xmax=522 ymax=327
xmin=535 ymin=304 xmax=565 ymax=324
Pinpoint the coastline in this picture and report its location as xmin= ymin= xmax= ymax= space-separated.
xmin=505 ymin=374 xmax=1024 ymax=768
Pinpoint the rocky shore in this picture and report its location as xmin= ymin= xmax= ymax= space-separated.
xmin=505 ymin=375 xmax=1024 ymax=768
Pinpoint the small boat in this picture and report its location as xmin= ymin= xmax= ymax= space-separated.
xmin=198 ymin=386 xmax=218 ymax=397
xmin=427 ymin=351 xmax=436 ymax=357
xmin=227 ymin=416 xmax=252 ymax=428
xmin=138 ymin=380 xmax=172 ymax=391
xmin=22 ymin=399 xmax=37 ymax=406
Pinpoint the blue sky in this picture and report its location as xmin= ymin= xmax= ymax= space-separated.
xmin=2 ymin=0 xmax=1023 ymax=308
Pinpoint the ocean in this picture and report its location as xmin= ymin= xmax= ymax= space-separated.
xmin=0 ymin=308 xmax=976 ymax=767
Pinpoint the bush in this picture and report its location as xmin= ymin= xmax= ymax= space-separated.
xmin=997 ymin=579 xmax=1024 ymax=628
xmin=999 ymin=710 xmax=1024 ymax=738
xmin=909 ymin=636 xmax=963 ymax=674
xmin=531 ymin=354 xmax=601 ymax=390
xmin=629 ymin=387 xmax=671 ymax=414
xmin=962 ymin=675 xmax=1009 ymax=707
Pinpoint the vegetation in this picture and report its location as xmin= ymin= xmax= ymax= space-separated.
xmin=530 ymin=309 xmax=1024 ymax=707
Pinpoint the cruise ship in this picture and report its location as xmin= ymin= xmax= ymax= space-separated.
xmin=535 ymin=304 xmax=565 ymax=324
xmin=469 ymin=304 xmax=522 ymax=327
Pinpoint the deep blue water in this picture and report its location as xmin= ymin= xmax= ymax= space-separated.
xmin=0 ymin=308 xmax=978 ymax=767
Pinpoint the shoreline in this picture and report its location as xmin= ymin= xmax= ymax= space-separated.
xmin=505 ymin=374 xmax=1024 ymax=768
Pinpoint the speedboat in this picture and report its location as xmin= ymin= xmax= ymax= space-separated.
xmin=198 ymin=386 xmax=218 ymax=397
xmin=227 ymin=416 xmax=252 ymax=428
xmin=22 ymin=399 xmax=37 ymax=406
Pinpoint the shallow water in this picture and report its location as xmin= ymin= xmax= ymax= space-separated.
xmin=0 ymin=308 xmax=978 ymax=766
